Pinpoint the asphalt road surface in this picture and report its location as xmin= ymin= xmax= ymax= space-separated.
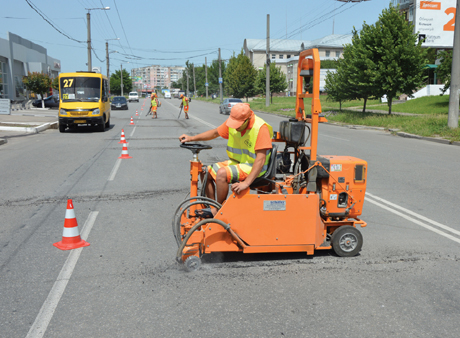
xmin=1 ymin=97 xmax=459 ymax=338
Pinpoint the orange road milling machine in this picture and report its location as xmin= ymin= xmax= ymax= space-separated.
xmin=174 ymin=48 xmax=368 ymax=271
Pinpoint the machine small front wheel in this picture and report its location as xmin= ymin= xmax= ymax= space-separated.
xmin=331 ymin=226 xmax=363 ymax=257
xmin=184 ymin=256 xmax=201 ymax=272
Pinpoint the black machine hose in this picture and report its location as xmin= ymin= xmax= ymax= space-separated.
xmin=172 ymin=197 xmax=222 ymax=246
xmin=176 ymin=218 xmax=230 ymax=263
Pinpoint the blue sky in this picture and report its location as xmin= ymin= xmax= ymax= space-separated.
xmin=2 ymin=0 xmax=391 ymax=74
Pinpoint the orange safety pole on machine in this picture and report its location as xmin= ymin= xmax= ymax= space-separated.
xmin=294 ymin=48 xmax=322 ymax=162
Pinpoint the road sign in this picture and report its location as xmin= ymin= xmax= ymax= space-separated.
xmin=218 ymin=78 xmax=222 ymax=84
xmin=205 ymin=82 xmax=208 ymax=87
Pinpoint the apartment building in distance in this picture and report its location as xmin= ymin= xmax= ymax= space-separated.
xmin=131 ymin=65 xmax=185 ymax=93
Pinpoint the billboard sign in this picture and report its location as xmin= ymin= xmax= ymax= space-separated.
xmin=415 ymin=0 xmax=457 ymax=48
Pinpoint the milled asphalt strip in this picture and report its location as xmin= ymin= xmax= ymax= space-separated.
xmin=365 ymin=196 xmax=460 ymax=245
xmin=26 ymin=211 xmax=99 ymax=338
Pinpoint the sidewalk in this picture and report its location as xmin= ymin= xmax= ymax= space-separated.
xmin=0 ymin=108 xmax=58 ymax=146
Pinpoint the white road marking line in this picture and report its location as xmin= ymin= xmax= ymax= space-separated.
xmin=366 ymin=192 xmax=460 ymax=237
xmin=26 ymin=211 xmax=99 ymax=338
xmin=129 ymin=126 xmax=136 ymax=137
xmin=365 ymin=196 xmax=460 ymax=245
xmin=190 ymin=115 xmax=217 ymax=129
xmin=108 ymin=158 xmax=122 ymax=181
xmin=320 ymin=134 xmax=349 ymax=141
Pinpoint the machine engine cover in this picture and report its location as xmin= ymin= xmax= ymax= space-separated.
xmin=279 ymin=120 xmax=305 ymax=145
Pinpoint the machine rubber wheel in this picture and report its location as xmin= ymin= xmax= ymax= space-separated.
xmin=184 ymin=256 xmax=201 ymax=272
xmin=59 ymin=123 xmax=66 ymax=133
xmin=331 ymin=226 xmax=363 ymax=257
xmin=105 ymin=116 xmax=110 ymax=129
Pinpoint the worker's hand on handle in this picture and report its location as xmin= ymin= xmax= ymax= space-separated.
xmin=179 ymin=134 xmax=194 ymax=143
xmin=231 ymin=181 xmax=249 ymax=195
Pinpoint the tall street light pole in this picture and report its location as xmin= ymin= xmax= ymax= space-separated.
xmin=448 ymin=0 xmax=460 ymax=128
xmin=86 ymin=7 xmax=110 ymax=72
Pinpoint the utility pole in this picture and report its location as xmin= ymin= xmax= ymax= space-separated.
xmin=193 ymin=64 xmax=196 ymax=98
xmin=205 ymin=57 xmax=208 ymax=99
xmin=266 ymin=14 xmax=270 ymax=107
xmin=219 ymin=48 xmax=223 ymax=104
xmin=186 ymin=70 xmax=189 ymax=97
xmin=120 ymin=64 xmax=123 ymax=96
xmin=106 ymin=42 xmax=109 ymax=94
xmin=448 ymin=0 xmax=460 ymax=129
xmin=87 ymin=12 xmax=92 ymax=71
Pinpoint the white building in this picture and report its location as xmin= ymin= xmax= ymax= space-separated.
xmin=131 ymin=65 xmax=185 ymax=93
xmin=0 ymin=32 xmax=61 ymax=101
xmin=244 ymin=34 xmax=352 ymax=95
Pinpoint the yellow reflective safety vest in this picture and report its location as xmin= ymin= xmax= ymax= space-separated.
xmin=226 ymin=115 xmax=273 ymax=176
xmin=151 ymin=98 xmax=157 ymax=106
xmin=182 ymin=97 xmax=189 ymax=106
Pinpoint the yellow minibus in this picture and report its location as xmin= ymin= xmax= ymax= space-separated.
xmin=58 ymin=71 xmax=110 ymax=132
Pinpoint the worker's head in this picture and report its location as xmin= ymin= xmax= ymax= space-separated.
xmin=226 ymin=103 xmax=253 ymax=130
xmin=180 ymin=94 xmax=184 ymax=98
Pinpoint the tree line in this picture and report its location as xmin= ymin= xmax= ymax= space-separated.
xmin=324 ymin=4 xmax=453 ymax=115
xmin=172 ymin=50 xmax=288 ymax=100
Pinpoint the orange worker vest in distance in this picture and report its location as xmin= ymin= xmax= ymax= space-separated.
xmin=182 ymin=97 xmax=189 ymax=107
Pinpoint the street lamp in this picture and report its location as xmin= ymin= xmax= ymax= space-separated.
xmin=86 ymin=7 xmax=110 ymax=71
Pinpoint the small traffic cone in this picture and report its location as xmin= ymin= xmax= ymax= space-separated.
xmin=53 ymin=200 xmax=90 ymax=250
xmin=135 ymin=110 xmax=139 ymax=116
xmin=130 ymin=117 xmax=135 ymax=125
xmin=118 ymin=129 xmax=127 ymax=144
xmin=119 ymin=143 xmax=132 ymax=159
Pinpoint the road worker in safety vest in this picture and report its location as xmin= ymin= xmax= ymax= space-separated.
xmin=179 ymin=103 xmax=273 ymax=217
xmin=150 ymin=93 xmax=158 ymax=118
xmin=179 ymin=94 xmax=189 ymax=119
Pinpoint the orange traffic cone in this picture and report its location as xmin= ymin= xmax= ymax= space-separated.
xmin=135 ymin=110 xmax=139 ymax=116
xmin=53 ymin=199 xmax=90 ymax=250
xmin=130 ymin=117 xmax=134 ymax=125
xmin=118 ymin=129 xmax=127 ymax=144
xmin=119 ymin=143 xmax=132 ymax=159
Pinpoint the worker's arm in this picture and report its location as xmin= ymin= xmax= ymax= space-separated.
xmin=179 ymin=128 xmax=219 ymax=143
xmin=231 ymin=149 xmax=267 ymax=194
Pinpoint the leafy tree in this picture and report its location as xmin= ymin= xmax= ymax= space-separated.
xmin=367 ymin=4 xmax=428 ymax=114
xmin=436 ymin=50 xmax=452 ymax=95
xmin=207 ymin=59 xmax=226 ymax=98
xmin=22 ymin=72 xmax=52 ymax=108
xmin=225 ymin=50 xmax=257 ymax=101
xmin=325 ymin=65 xmax=348 ymax=110
xmin=51 ymin=77 xmax=59 ymax=92
xmin=254 ymin=62 xmax=288 ymax=103
xmin=321 ymin=59 xmax=339 ymax=69
xmin=110 ymin=69 xmax=132 ymax=95
xmin=340 ymin=23 xmax=378 ymax=113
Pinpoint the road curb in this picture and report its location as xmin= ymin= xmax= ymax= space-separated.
xmin=0 ymin=121 xmax=58 ymax=135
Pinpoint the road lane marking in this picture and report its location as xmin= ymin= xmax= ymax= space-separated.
xmin=26 ymin=211 xmax=99 ymax=338
xmin=108 ymin=158 xmax=122 ymax=181
xmin=365 ymin=195 xmax=460 ymax=245
xmin=320 ymin=134 xmax=349 ymax=141
xmin=190 ymin=115 xmax=217 ymax=129
xmin=366 ymin=192 xmax=460 ymax=237
xmin=129 ymin=126 xmax=136 ymax=137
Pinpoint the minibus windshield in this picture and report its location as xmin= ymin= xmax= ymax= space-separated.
xmin=60 ymin=77 xmax=101 ymax=102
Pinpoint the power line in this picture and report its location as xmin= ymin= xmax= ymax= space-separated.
xmin=24 ymin=0 xmax=85 ymax=43
xmin=113 ymin=0 xmax=133 ymax=54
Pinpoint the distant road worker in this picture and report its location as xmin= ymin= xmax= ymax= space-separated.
xmin=179 ymin=94 xmax=189 ymax=119
xmin=150 ymin=93 xmax=158 ymax=119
